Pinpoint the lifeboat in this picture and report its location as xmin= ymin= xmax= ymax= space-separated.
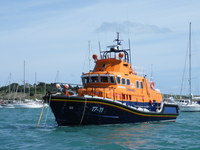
xmin=44 ymin=33 xmax=179 ymax=126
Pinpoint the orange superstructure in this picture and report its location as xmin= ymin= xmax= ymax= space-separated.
xmin=78 ymin=33 xmax=162 ymax=104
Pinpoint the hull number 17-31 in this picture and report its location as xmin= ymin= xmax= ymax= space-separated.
xmin=91 ymin=106 xmax=104 ymax=113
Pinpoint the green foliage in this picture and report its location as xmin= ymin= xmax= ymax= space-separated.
xmin=0 ymin=82 xmax=64 ymax=95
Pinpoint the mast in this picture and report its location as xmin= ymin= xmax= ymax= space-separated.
xmin=56 ymin=70 xmax=59 ymax=83
xmin=98 ymin=41 xmax=101 ymax=53
xmin=114 ymin=32 xmax=122 ymax=50
xmin=8 ymin=73 xmax=11 ymax=101
xmin=44 ymin=83 xmax=46 ymax=95
xmin=189 ymin=22 xmax=192 ymax=102
xmin=101 ymin=32 xmax=130 ymax=63
xmin=34 ymin=72 xmax=37 ymax=100
xmin=23 ymin=60 xmax=26 ymax=99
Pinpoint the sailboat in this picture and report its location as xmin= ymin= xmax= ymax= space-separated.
xmin=13 ymin=62 xmax=46 ymax=109
xmin=174 ymin=22 xmax=200 ymax=112
xmin=1 ymin=73 xmax=15 ymax=108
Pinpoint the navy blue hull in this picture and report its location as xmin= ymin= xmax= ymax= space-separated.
xmin=45 ymin=95 xmax=179 ymax=126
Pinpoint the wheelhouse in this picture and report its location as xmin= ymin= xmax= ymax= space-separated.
xmin=78 ymin=32 xmax=162 ymax=104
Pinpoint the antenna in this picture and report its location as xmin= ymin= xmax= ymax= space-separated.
xmin=98 ymin=41 xmax=101 ymax=55
xmin=88 ymin=40 xmax=91 ymax=71
xmin=128 ymin=38 xmax=132 ymax=66
xmin=150 ymin=64 xmax=153 ymax=81
xmin=114 ymin=32 xmax=123 ymax=50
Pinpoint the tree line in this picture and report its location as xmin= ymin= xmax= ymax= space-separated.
xmin=0 ymin=82 xmax=80 ymax=97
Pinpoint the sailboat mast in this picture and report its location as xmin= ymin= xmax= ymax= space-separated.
xmin=34 ymin=72 xmax=37 ymax=100
xmin=23 ymin=60 xmax=26 ymax=99
xmin=8 ymin=73 xmax=11 ymax=95
xmin=8 ymin=73 xmax=11 ymax=101
xmin=189 ymin=22 xmax=192 ymax=101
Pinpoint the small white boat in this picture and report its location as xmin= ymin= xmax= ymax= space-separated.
xmin=180 ymin=103 xmax=200 ymax=112
xmin=175 ymin=99 xmax=200 ymax=112
xmin=1 ymin=104 xmax=15 ymax=108
xmin=13 ymin=100 xmax=48 ymax=109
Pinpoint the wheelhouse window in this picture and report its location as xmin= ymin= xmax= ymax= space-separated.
xmin=91 ymin=75 xmax=99 ymax=83
xmin=102 ymin=64 xmax=106 ymax=68
xmin=122 ymin=78 xmax=125 ymax=85
xmin=85 ymin=77 xmax=90 ymax=83
xmin=82 ymin=76 xmax=90 ymax=84
xmin=82 ymin=78 xmax=85 ymax=84
xmin=100 ymin=75 xmax=109 ymax=83
xmin=110 ymin=76 xmax=115 ymax=83
xmin=140 ymin=81 xmax=143 ymax=89
xmin=116 ymin=76 xmax=121 ymax=84
xmin=126 ymin=79 xmax=130 ymax=85
xmin=136 ymin=81 xmax=139 ymax=88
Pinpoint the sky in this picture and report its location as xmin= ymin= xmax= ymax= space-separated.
xmin=0 ymin=0 xmax=200 ymax=95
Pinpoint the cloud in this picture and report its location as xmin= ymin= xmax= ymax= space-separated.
xmin=95 ymin=21 xmax=172 ymax=34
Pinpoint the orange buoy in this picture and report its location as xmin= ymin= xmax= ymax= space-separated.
xmin=150 ymin=81 xmax=155 ymax=89
xmin=92 ymin=54 xmax=98 ymax=60
xmin=119 ymin=52 xmax=124 ymax=59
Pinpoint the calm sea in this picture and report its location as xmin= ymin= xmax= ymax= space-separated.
xmin=0 ymin=108 xmax=199 ymax=150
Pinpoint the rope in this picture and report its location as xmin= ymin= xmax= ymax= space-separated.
xmin=180 ymin=47 xmax=189 ymax=95
xmin=44 ymin=94 xmax=51 ymax=127
xmin=79 ymin=97 xmax=87 ymax=125
xmin=36 ymin=95 xmax=50 ymax=128
xmin=36 ymin=104 xmax=45 ymax=128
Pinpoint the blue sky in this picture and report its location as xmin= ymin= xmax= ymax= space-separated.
xmin=0 ymin=0 xmax=200 ymax=95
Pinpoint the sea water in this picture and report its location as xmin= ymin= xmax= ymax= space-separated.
xmin=0 ymin=108 xmax=200 ymax=150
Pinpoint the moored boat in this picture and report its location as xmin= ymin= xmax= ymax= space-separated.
xmin=44 ymin=33 xmax=179 ymax=126
xmin=1 ymin=103 xmax=14 ymax=108
xmin=174 ymin=22 xmax=200 ymax=112
xmin=174 ymin=99 xmax=200 ymax=112
xmin=13 ymin=101 xmax=47 ymax=109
